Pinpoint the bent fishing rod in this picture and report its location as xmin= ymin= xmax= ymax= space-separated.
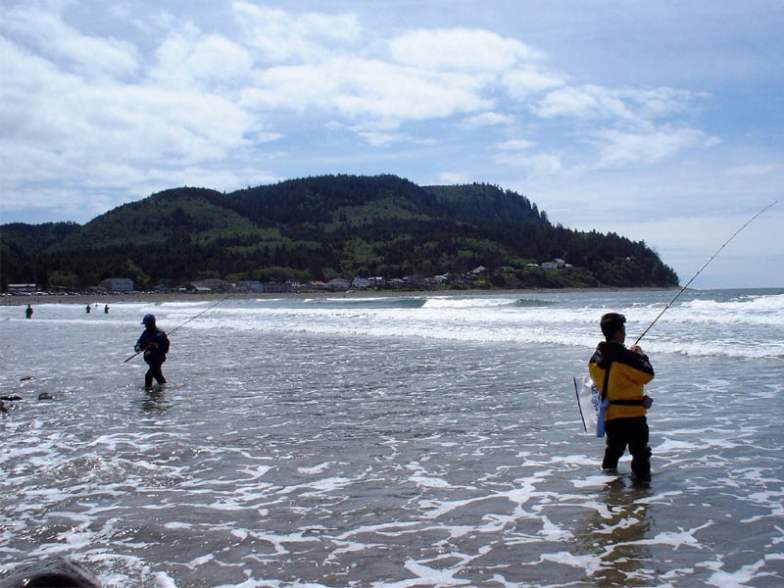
xmin=633 ymin=200 xmax=778 ymax=346
xmin=123 ymin=294 xmax=232 ymax=363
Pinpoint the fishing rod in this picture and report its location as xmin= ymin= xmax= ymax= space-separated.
xmin=123 ymin=294 xmax=233 ymax=363
xmin=633 ymin=200 xmax=778 ymax=346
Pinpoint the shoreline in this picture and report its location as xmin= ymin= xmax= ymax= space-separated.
xmin=1 ymin=286 xmax=679 ymax=307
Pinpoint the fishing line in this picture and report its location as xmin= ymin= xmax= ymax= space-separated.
xmin=633 ymin=200 xmax=778 ymax=345
xmin=123 ymin=294 xmax=232 ymax=363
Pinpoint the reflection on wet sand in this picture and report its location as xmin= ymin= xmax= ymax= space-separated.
xmin=577 ymin=477 xmax=653 ymax=586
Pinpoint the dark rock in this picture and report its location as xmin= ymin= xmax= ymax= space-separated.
xmin=38 ymin=392 xmax=54 ymax=401
xmin=0 ymin=395 xmax=22 ymax=401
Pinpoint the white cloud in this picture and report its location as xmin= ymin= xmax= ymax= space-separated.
xmin=533 ymin=84 xmax=700 ymax=124
xmin=0 ymin=35 xmax=261 ymax=216
xmin=496 ymin=139 xmax=535 ymax=150
xmin=149 ymin=23 xmax=254 ymax=88
xmin=389 ymin=28 xmax=542 ymax=72
xmin=625 ymin=87 xmax=700 ymax=118
xmin=0 ymin=6 xmax=139 ymax=78
xmin=243 ymin=57 xmax=490 ymax=122
xmin=594 ymin=126 xmax=717 ymax=167
xmin=502 ymin=68 xmax=565 ymax=98
xmin=232 ymin=1 xmax=361 ymax=63
xmin=533 ymin=84 xmax=636 ymax=120
xmin=0 ymin=36 xmax=253 ymax=165
xmin=496 ymin=152 xmax=565 ymax=176
xmin=436 ymin=171 xmax=472 ymax=184
xmin=0 ymin=2 xmax=725 ymax=225
xmin=355 ymin=131 xmax=410 ymax=146
xmin=461 ymin=112 xmax=515 ymax=128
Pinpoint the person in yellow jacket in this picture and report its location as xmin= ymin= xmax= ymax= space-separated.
xmin=589 ymin=312 xmax=655 ymax=482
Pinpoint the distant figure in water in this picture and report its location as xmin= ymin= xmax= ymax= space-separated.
xmin=135 ymin=314 xmax=170 ymax=389
xmin=588 ymin=312 xmax=655 ymax=483
xmin=104 ymin=304 xmax=109 ymax=314
xmin=85 ymin=304 xmax=91 ymax=314
xmin=25 ymin=304 xmax=33 ymax=319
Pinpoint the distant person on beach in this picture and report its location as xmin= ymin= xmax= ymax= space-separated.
xmin=104 ymin=304 xmax=109 ymax=314
xmin=85 ymin=304 xmax=91 ymax=314
xmin=588 ymin=312 xmax=655 ymax=483
xmin=135 ymin=314 xmax=170 ymax=389
xmin=25 ymin=304 xmax=33 ymax=319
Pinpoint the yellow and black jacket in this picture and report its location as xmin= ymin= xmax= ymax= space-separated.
xmin=588 ymin=341 xmax=654 ymax=422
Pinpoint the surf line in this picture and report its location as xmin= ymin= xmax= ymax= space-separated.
xmin=633 ymin=200 xmax=778 ymax=346
xmin=123 ymin=294 xmax=233 ymax=363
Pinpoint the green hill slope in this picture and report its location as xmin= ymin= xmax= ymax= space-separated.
xmin=0 ymin=175 xmax=678 ymax=290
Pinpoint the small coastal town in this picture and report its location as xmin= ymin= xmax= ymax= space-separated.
xmin=4 ymin=260 xmax=575 ymax=297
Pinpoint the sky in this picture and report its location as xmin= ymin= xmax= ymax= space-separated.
xmin=1 ymin=0 xmax=782 ymax=288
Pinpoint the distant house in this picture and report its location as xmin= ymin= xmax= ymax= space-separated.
xmin=437 ymin=272 xmax=468 ymax=285
xmin=99 ymin=278 xmax=134 ymax=292
xmin=7 ymin=283 xmax=38 ymax=294
xmin=307 ymin=281 xmax=328 ymax=290
xmin=404 ymin=274 xmax=427 ymax=287
xmin=541 ymin=262 xmax=559 ymax=270
xmin=368 ymin=276 xmax=386 ymax=288
xmin=235 ymin=280 xmax=264 ymax=293
xmin=262 ymin=282 xmax=292 ymax=293
xmin=191 ymin=279 xmax=230 ymax=292
xmin=470 ymin=265 xmax=487 ymax=275
xmin=352 ymin=277 xmax=371 ymax=289
xmin=327 ymin=278 xmax=351 ymax=291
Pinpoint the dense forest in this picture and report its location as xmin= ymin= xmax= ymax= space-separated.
xmin=0 ymin=174 xmax=678 ymax=290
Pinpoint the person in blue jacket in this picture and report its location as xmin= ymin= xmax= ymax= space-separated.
xmin=135 ymin=314 xmax=170 ymax=388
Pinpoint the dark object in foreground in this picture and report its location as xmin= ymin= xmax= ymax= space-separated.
xmin=0 ymin=557 xmax=102 ymax=588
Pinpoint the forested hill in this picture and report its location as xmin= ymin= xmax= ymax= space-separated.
xmin=0 ymin=174 xmax=678 ymax=290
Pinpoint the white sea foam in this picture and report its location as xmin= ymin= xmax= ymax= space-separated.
xmin=704 ymin=557 xmax=773 ymax=587
xmin=154 ymin=572 xmax=178 ymax=587
xmin=422 ymin=296 xmax=517 ymax=309
xmin=537 ymin=551 xmax=603 ymax=576
xmin=7 ymin=291 xmax=783 ymax=358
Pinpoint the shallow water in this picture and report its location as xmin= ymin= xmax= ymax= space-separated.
xmin=1 ymin=290 xmax=783 ymax=587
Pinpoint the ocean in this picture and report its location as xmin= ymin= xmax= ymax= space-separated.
xmin=1 ymin=288 xmax=782 ymax=587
